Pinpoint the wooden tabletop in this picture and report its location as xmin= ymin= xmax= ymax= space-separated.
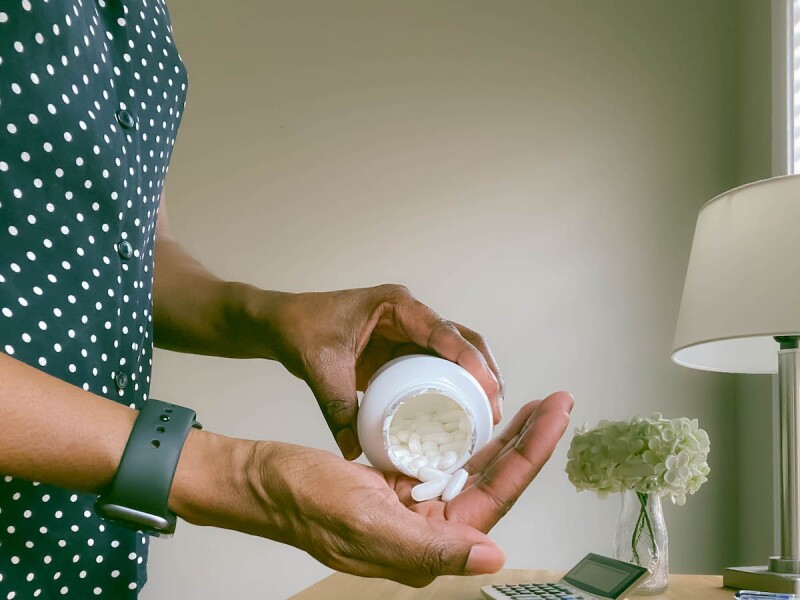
xmin=289 ymin=570 xmax=731 ymax=600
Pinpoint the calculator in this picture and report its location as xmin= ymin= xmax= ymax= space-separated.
xmin=481 ymin=553 xmax=650 ymax=600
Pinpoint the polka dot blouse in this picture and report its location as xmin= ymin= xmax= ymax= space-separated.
xmin=0 ymin=0 xmax=187 ymax=597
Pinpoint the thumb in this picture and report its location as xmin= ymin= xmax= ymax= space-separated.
xmin=393 ymin=516 xmax=506 ymax=577
xmin=307 ymin=362 xmax=361 ymax=460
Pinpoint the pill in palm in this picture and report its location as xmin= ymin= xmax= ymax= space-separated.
xmin=441 ymin=468 xmax=468 ymax=501
xmin=411 ymin=477 xmax=449 ymax=502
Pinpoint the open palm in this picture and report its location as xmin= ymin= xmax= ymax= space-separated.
xmin=262 ymin=392 xmax=572 ymax=587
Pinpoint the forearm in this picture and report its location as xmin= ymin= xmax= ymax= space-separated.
xmin=0 ymin=350 xmax=267 ymax=535
xmin=0 ymin=352 xmax=137 ymax=491
xmin=152 ymin=236 xmax=287 ymax=360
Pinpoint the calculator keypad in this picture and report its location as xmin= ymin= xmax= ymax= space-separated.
xmin=489 ymin=583 xmax=585 ymax=600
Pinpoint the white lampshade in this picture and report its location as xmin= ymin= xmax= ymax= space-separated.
xmin=672 ymin=175 xmax=800 ymax=374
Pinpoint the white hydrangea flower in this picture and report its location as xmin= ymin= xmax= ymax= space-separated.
xmin=565 ymin=413 xmax=710 ymax=505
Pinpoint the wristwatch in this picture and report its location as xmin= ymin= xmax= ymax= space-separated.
xmin=95 ymin=398 xmax=202 ymax=537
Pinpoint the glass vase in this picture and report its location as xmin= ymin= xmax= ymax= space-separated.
xmin=612 ymin=490 xmax=669 ymax=594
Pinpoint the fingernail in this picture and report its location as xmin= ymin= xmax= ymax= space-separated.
xmin=336 ymin=428 xmax=361 ymax=460
xmin=465 ymin=543 xmax=504 ymax=575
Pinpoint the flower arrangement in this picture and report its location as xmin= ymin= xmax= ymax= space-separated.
xmin=565 ymin=413 xmax=711 ymax=586
xmin=565 ymin=412 xmax=711 ymax=505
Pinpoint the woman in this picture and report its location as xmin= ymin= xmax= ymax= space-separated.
xmin=0 ymin=1 xmax=573 ymax=597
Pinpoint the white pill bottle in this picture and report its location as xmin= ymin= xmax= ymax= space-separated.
xmin=357 ymin=354 xmax=493 ymax=478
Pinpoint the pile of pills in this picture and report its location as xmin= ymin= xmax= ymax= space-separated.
xmin=385 ymin=394 xmax=474 ymax=501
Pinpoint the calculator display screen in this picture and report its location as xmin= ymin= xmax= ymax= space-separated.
xmin=562 ymin=554 xmax=648 ymax=598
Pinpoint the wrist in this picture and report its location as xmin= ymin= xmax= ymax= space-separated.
xmin=168 ymin=428 xmax=252 ymax=526
xmin=224 ymin=282 xmax=292 ymax=361
xmin=169 ymin=430 xmax=286 ymax=538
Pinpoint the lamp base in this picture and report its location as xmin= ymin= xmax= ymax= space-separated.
xmin=723 ymin=565 xmax=800 ymax=593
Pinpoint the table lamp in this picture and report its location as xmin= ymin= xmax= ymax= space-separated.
xmin=672 ymin=174 xmax=800 ymax=593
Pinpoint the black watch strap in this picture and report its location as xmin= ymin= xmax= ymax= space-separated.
xmin=95 ymin=399 xmax=201 ymax=536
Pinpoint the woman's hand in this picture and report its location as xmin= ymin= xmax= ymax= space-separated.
xmin=261 ymin=284 xmax=505 ymax=459
xmin=171 ymin=391 xmax=572 ymax=587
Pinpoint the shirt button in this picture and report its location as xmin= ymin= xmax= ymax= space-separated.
xmin=115 ymin=372 xmax=129 ymax=390
xmin=118 ymin=240 xmax=133 ymax=260
xmin=116 ymin=110 xmax=136 ymax=130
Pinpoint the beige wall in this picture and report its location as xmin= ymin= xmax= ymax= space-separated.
xmin=143 ymin=1 xmax=749 ymax=597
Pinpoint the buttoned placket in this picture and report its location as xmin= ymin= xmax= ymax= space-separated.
xmin=104 ymin=2 xmax=143 ymax=405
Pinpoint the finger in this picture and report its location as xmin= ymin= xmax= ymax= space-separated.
xmin=392 ymin=301 xmax=501 ymax=420
xmin=465 ymin=400 xmax=541 ymax=475
xmin=447 ymin=391 xmax=574 ymax=532
xmin=376 ymin=515 xmax=505 ymax=577
xmin=306 ymin=359 xmax=362 ymax=460
xmin=454 ymin=323 xmax=505 ymax=422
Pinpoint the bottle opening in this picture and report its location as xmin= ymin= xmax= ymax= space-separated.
xmin=383 ymin=390 xmax=475 ymax=477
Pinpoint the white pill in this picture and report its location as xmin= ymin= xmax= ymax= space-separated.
xmin=411 ymin=477 xmax=449 ymax=502
xmin=426 ymin=455 xmax=441 ymax=469
xmin=421 ymin=440 xmax=439 ymax=454
xmin=437 ymin=409 xmax=466 ymax=423
xmin=439 ymin=440 xmax=467 ymax=453
xmin=397 ymin=430 xmax=411 ymax=443
xmin=439 ymin=451 xmax=458 ymax=470
xmin=388 ymin=435 xmax=400 ymax=446
xmin=408 ymin=433 xmax=423 ymax=455
xmin=415 ymin=413 xmax=432 ymax=422
xmin=459 ymin=415 xmax=471 ymax=433
xmin=452 ymin=431 xmax=467 ymax=441
xmin=392 ymin=447 xmax=410 ymax=457
xmin=415 ymin=422 xmax=445 ymax=435
xmin=441 ymin=469 xmax=468 ymax=501
xmin=421 ymin=432 xmax=453 ymax=444
xmin=418 ymin=466 xmax=448 ymax=482
xmin=409 ymin=456 xmax=428 ymax=472
xmin=443 ymin=421 xmax=460 ymax=432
